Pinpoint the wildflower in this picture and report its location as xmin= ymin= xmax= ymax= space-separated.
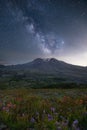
xmin=76 ymin=128 xmax=80 ymax=130
xmin=48 ymin=114 xmax=53 ymax=121
xmin=2 ymin=106 xmax=9 ymax=112
xmin=2 ymin=106 xmax=6 ymax=110
xmin=79 ymin=99 xmax=83 ymax=105
xmin=55 ymin=121 xmax=61 ymax=126
xmin=72 ymin=119 xmax=79 ymax=129
xmin=73 ymin=119 xmax=79 ymax=125
xmin=43 ymin=110 xmax=46 ymax=114
xmin=36 ymin=112 xmax=39 ymax=116
xmin=62 ymin=120 xmax=69 ymax=127
xmin=22 ymin=113 xmax=25 ymax=117
xmin=6 ymin=102 xmax=16 ymax=109
xmin=51 ymin=107 xmax=55 ymax=112
xmin=54 ymin=112 xmax=58 ymax=115
xmin=7 ymin=102 xmax=12 ymax=108
xmin=57 ymin=126 xmax=62 ymax=130
xmin=30 ymin=117 xmax=35 ymax=123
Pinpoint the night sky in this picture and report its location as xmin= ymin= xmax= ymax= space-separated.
xmin=0 ymin=0 xmax=87 ymax=66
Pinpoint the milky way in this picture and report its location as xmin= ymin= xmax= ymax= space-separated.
xmin=0 ymin=0 xmax=87 ymax=66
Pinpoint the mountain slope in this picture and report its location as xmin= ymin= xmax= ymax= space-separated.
xmin=1 ymin=58 xmax=87 ymax=83
xmin=12 ymin=58 xmax=86 ymax=73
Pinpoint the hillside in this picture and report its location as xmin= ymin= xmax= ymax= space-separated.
xmin=0 ymin=58 xmax=87 ymax=88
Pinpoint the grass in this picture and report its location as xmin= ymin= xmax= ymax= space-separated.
xmin=0 ymin=88 xmax=87 ymax=130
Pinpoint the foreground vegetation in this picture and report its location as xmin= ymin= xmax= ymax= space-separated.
xmin=0 ymin=88 xmax=87 ymax=130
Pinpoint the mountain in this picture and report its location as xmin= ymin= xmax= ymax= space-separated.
xmin=0 ymin=65 xmax=5 ymax=68
xmin=1 ymin=58 xmax=87 ymax=84
xmin=10 ymin=58 xmax=86 ymax=73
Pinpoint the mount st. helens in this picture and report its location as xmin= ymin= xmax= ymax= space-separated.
xmin=0 ymin=58 xmax=87 ymax=87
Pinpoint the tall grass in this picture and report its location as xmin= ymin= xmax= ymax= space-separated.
xmin=0 ymin=88 xmax=87 ymax=130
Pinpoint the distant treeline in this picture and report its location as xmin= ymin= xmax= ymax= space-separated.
xmin=31 ymin=82 xmax=87 ymax=89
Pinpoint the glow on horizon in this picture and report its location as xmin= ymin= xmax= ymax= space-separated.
xmin=57 ymin=52 xmax=87 ymax=66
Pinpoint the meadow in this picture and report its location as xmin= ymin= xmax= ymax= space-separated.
xmin=0 ymin=88 xmax=87 ymax=130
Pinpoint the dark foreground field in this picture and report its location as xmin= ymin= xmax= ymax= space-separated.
xmin=0 ymin=88 xmax=87 ymax=130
